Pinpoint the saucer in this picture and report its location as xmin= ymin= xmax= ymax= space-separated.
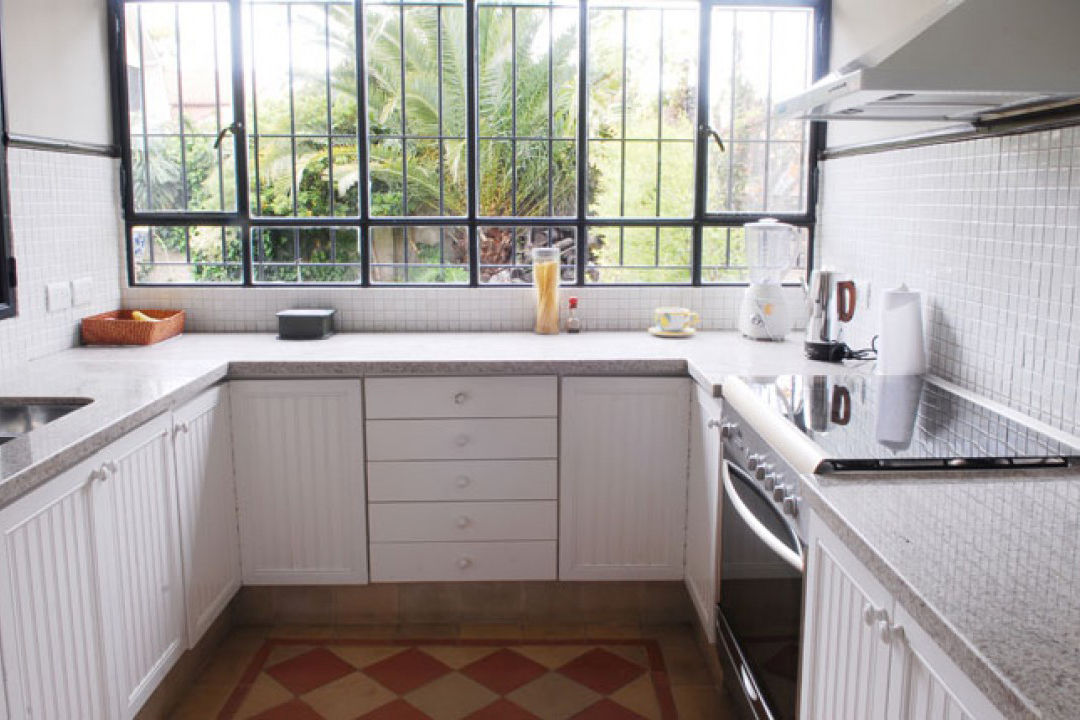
xmin=648 ymin=326 xmax=696 ymax=338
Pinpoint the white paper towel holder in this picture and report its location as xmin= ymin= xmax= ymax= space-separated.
xmin=876 ymin=283 xmax=927 ymax=376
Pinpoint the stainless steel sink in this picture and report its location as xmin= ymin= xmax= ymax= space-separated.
xmin=0 ymin=399 xmax=92 ymax=440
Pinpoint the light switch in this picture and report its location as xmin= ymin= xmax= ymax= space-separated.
xmin=72 ymin=277 xmax=93 ymax=307
xmin=46 ymin=281 xmax=72 ymax=312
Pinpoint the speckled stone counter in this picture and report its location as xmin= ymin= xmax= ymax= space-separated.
xmin=802 ymin=469 xmax=1080 ymax=720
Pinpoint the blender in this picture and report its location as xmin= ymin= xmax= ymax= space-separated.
xmin=738 ymin=218 xmax=799 ymax=341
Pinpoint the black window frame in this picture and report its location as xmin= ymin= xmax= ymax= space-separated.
xmin=0 ymin=21 xmax=15 ymax=319
xmin=111 ymin=0 xmax=829 ymax=288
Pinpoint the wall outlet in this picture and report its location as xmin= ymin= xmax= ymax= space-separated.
xmin=46 ymin=281 xmax=72 ymax=313
xmin=72 ymin=277 xmax=93 ymax=307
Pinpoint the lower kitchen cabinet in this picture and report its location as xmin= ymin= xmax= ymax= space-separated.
xmin=559 ymin=377 xmax=691 ymax=580
xmin=173 ymin=386 xmax=241 ymax=647
xmin=685 ymin=386 xmax=722 ymax=642
xmin=801 ymin=511 xmax=1003 ymax=720
xmin=231 ymin=380 xmax=368 ymax=585
xmin=92 ymin=413 xmax=186 ymax=719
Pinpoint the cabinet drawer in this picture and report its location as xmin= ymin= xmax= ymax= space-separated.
xmin=371 ymin=541 xmax=557 ymax=582
xmin=369 ymin=501 xmax=557 ymax=542
xmin=366 ymin=376 xmax=557 ymax=419
xmin=366 ymin=418 xmax=557 ymax=460
xmin=368 ymin=460 xmax=557 ymax=502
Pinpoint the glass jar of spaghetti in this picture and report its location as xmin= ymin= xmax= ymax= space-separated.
xmin=532 ymin=247 xmax=560 ymax=334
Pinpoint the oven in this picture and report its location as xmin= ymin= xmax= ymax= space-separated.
xmin=715 ymin=405 xmax=806 ymax=720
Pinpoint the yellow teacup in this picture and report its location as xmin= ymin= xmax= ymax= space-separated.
xmin=655 ymin=307 xmax=700 ymax=332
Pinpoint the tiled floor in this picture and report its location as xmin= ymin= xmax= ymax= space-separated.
xmin=168 ymin=624 xmax=737 ymax=719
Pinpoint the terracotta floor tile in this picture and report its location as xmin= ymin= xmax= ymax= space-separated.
xmin=513 ymin=645 xmax=595 ymax=670
xmin=363 ymin=647 xmax=453 ymax=694
xmin=233 ymin=674 xmax=293 ymax=720
xmin=265 ymin=644 xmax=317 ymax=667
xmin=607 ymin=675 xmax=661 ymax=720
xmin=557 ymin=648 xmax=646 ymax=695
xmin=248 ymin=699 xmax=324 ymax=720
xmin=658 ymin=637 xmax=713 ymax=686
xmin=266 ymin=647 xmax=356 ymax=695
xmin=571 ymin=698 xmax=648 ymax=720
xmin=419 ymin=645 xmax=499 ymax=670
xmin=328 ymin=645 xmax=405 ymax=670
xmin=507 ymin=672 xmax=601 ymax=720
xmin=601 ymin=645 xmax=649 ymax=668
xmin=464 ymin=698 xmax=541 ymax=720
xmin=405 ymin=672 xmax=498 ymax=720
xmin=302 ymin=671 xmax=396 ymax=720
xmin=355 ymin=698 xmax=432 ymax=720
xmin=671 ymin=684 xmax=737 ymax=720
xmin=461 ymin=648 xmax=547 ymax=694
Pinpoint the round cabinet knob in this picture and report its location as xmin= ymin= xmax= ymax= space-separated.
xmin=453 ymin=392 xmax=468 ymax=405
xmin=863 ymin=604 xmax=878 ymax=626
xmin=747 ymin=454 xmax=764 ymax=471
xmin=457 ymin=557 xmax=473 ymax=570
xmin=879 ymin=620 xmax=905 ymax=644
xmin=456 ymin=516 xmax=471 ymax=529
xmin=772 ymin=485 xmax=787 ymax=502
xmin=783 ymin=495 xmax=801 ymax=518
xmin=454 ymin=434 xmax=471 ymax=447
xmin=455 ymin=475 xmax=471 ymax=489
xmin=763 ymin=472 xmax=781 ymax=490
xmin=754 ymin=463 xmax=773 ymax=480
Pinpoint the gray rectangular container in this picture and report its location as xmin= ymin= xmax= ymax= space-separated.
xmin=277 ymin=309 xmax=335 ymax=340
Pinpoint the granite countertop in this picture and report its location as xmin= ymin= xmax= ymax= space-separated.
xmin=802 ymin=468 xmax=1080 ymax=720
xmin=0 ymin=330 xmax=847 ymax=506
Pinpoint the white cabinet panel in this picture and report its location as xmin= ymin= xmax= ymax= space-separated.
xmin=173 ymin=386 xmax=241 ymax=647
xmin=93 ymin=414 xmax=185 ymax=719
xmin=366 ymin=418 xmax=557 ymax=461
xmin=685 ymin=387 xmax=722 ymax=642
xmin=231 ymin=380 xmax=367 ymax=585
xmin=369 ymin=501 xmax=557 ymax=542
xmin=559 ymin=377 xmax=690 ymax=580
xmin=0 ymin=458 xmax=109 ymax=720
xmin=800 ymin=515 xmax=893 ymax=720
xmin=366 ymin=376 xmax=557 ymax=419
xmin=368 ymin=459 xmax=557 ymax=502
xmin=371 ymin=541 xmax=557 ymax=582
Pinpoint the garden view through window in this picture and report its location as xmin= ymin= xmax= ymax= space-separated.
xmin=119 ymin=0 xmax=822 ymax=286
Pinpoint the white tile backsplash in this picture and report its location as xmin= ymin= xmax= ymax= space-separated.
xmin=0 ymin=149 xmax=123 ymax=373
xmin=818 ymin=127 xmax=1080 ymax=436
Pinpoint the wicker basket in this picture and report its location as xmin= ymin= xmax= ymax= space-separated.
xmin=81 ymin=309 xmax=185 ymax=346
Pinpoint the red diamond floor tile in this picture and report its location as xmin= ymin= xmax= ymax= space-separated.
xmin=557 ymin=648 xmax=646 ymax=695
xmin=362 ymin=647 xmax=453 ymax=695
xmin=248 ymin=698 xmax=326 ymax=720
xmin=464 ymin=698 xmax=542 ymax=720
xmin=354 ymin=698 xmax=432 ymax=720
xmin=266 ymin=648 xmax=356 ymax=696
xmin=571 ymin=699 xmax=648 ymax=720
xmin=461 ymin=648 xmax=548 ymax=695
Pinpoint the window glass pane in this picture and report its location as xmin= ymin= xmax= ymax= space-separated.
xmin=587 ymin=225 xmax=691 ymax=283
xmin=365 ymin=0 xmax=467 ymax=217
xmin=702 ymin=225 xmax=807 ymax=284
xmin=370 ymin=225 xmax=469 ymax=283
xmin=479 ymin=226 xmax=576 ymax=283
xmin=707 ymin=6 xmax=814 ymax=213
xmin=477 ymin=1 xmax=578 ymax=217
xmin=125 ymin=3 xmax=236 ymax=212
xmin=132 ymin=225 xmax=242 ymax=283
xmin=252 ymin=226 xmax=362 ymax=282
xmin=245 ymin=0 xmax=359 ymax=218
xmin=587 ymin=1 xmax=697 ymax=219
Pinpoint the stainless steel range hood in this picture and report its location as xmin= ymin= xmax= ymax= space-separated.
xmin=776 ymin=0 xmax=1080 ymax=122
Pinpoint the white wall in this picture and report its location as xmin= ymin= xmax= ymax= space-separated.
xmin=2 ymin=0 xmax=113 ymax=145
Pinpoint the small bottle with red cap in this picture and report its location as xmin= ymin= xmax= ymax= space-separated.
xmin=566 ymin=296 xmax=582 ymax=333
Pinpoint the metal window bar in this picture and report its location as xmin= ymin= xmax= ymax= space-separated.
xmin=117 ymin=0 xmax=827 ymax=289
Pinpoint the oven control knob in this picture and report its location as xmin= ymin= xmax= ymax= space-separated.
xmin=772 ymin=485 xmax=787 ymax=502
xmin=754 ymin=463 xmax=773 ymax=480
xmin=720 ymin=422 xmax=738 ymax=439
xmin=747 ymin=454 xmax=764 ymax=471
xmin=763 ymin=472 xmax=782 ymax=490
xmin=783 ymin=495 xmax=801 ymax=517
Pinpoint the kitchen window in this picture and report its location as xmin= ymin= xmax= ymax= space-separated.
xmin=113 ymin=0 xmax=827 ymax=287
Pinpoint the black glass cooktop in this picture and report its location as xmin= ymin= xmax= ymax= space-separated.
xmin=739 ymin=374 xmax=1078 ymax=472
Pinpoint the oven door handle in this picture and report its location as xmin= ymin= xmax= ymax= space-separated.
xmin=722 ymin=461 xmax=804 ymax=573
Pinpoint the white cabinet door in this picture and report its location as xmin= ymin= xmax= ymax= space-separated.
xmin=885 ymin=602 xmax=1003 ymax=720
xmin=93 ymin=413 xmax=186 ymax=720
xmin=173 ymin=385 xmax=241 ymax=647
xmin=800 ymin=513 xmax=893 ymax=720
xmin=560 ymin=377 xmax=690 ymax=580
xmin=0 ymin=457 xmax=110 ymax=720
xmin=685 ymin=387 xmax=722 ymax=642
xmin=231 ymin=380 xmax=367 ymax=585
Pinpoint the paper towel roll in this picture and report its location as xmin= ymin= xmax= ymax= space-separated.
xmin=877 ymin=284 xmax=927 ymax=375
